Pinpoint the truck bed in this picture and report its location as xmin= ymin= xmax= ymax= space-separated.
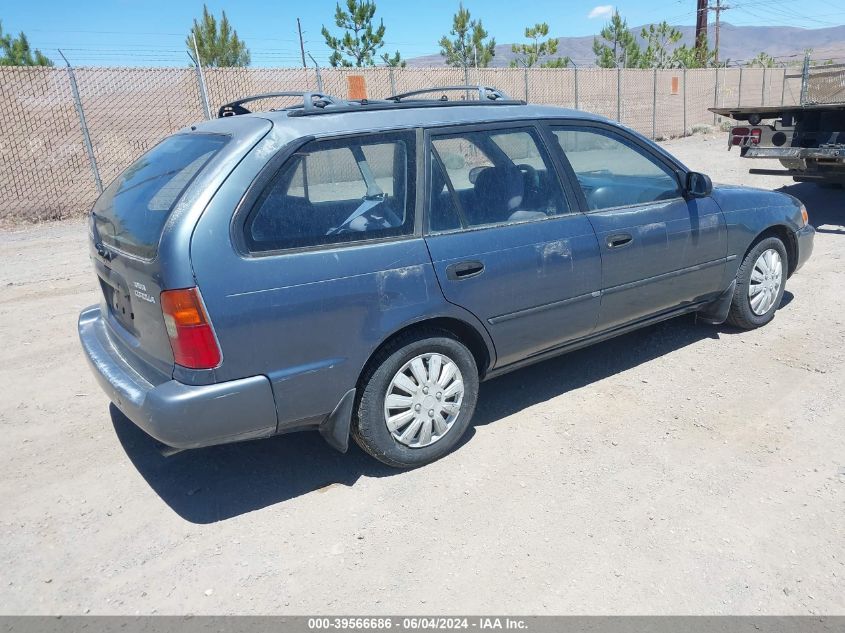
xmin=710 ymin=103 xmax=845 ymax=122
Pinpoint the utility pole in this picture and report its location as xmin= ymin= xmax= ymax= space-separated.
xmin=695 ymin=0 xmax=708 ymax=65
xmin=297 ymin=18 xmax=307 ymax=68
xmin=709 ymin=0 xmax=731 ymax=67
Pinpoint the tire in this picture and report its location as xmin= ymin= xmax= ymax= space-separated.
xmin=726 ymin=236 xmax=788 ymax=330
xmin=352 ymin=330 xmax=479 ymax=468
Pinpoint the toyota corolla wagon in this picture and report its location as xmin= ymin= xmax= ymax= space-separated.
xmin=79 ymin=87 xmax=814 ymax=468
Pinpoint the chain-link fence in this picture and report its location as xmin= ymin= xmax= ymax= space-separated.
xmin=0 ymin=64 xmax=804 ymax=224
xmin=805 ymin=63 xmax=845 ymax=104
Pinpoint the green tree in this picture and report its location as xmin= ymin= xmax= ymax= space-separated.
xmin=381 ymin=50 xmax=406 ymax=67
xmin=0 ymin=21 xmax=52 ymax=66
xmin=186 ymin=5 xmax=250 ymax=67
xmin=592 ymin=10 xmax=640 ymax=68
xmin=439 ymin=3 xmax=496 ymax=69
xmin=322 ymin=0 xmax=390 ymax=67
xmin=542 ymin=57 xmax=570 ymax=68
xmin=639 ymin=21 xmax=682 ymax=69
xmin=746 ymin=51 xmax=776 ymax=68
xmin=672 ymin=41 xmax=717 ymax=68
xmin=510 ymin=23 xmax=569 ymax=68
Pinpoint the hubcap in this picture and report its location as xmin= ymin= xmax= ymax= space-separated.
xmin=748 ymin=248 xmax=783 ymax=316
xmin=383 ymin=353 xmax=464 ymax=448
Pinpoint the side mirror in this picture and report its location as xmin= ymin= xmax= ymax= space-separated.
xmin=686 ymin=171 xmax=712 ymax=198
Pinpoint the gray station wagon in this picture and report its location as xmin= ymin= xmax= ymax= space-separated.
xmin=78 ymin=86 xmax=815 ymax=468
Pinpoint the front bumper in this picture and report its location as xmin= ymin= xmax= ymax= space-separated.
xmin=794 ymin=223 xmax=815 ymax=274
xmin=78 ymin=306 xmax=278 ymax=449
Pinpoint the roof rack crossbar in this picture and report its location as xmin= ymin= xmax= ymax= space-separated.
xmin=218 ymin=91 xmax=339 ymax=118
xmin=387 ymin=85 xmax=512 ymax=103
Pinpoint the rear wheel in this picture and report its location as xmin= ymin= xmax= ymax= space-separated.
xmin=726 ymin=236 xmax=788 ymax=330
xmin=352 ymin=331 xmax=479 ymax=468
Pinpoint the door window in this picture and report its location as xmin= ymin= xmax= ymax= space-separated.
xmin=551 ymin=127 xmax=681 ymax=211
xmin=245 ymin=132 xmax=414 ymax=252
xmin=428 ymin=127 xmax=569 ymax=232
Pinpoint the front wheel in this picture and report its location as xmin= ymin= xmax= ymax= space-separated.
xmin=726 ymin=236 xmax=788 ymax=330
xmin=352 ymin=331 xmax=479 ymax=468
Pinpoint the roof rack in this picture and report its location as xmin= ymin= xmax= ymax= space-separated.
xmin=217 ymin=85 xmax=525 ymax=119
xmin=387 ymin=85 xmax=513 ymax=103
xmin=218 ymin=91 xmax=340 ymax=118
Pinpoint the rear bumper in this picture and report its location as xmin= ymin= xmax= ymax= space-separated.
xmin=794 ymin=224 xmax=815 ymax=274
xmin=78 ymin=306 xmax=278 ymax=449
xmin=742 ymin=146 xmax=845 ymax=161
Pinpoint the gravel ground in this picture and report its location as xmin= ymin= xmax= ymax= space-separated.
xmin=0 ymin=134 xmax=843 ymax=615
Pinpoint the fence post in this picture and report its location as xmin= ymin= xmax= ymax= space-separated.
xmin=616 ymin=66 xmax=621 ymax=121
xmin=761 ymin=66 xmax=766 ymax=106
xmin=780 ymin=66 xmax=786 ymax=105
xmin=573 ymin=64 xmax=579 ymax=109
xmin=737 ymin=65 xmax=743 ymax=107
xmin=523 ymin=66 xmax=529 ymax=102
xmin=388 ymin=67 xmax=396 ymax=96
xmin=652 ymin=67 xmax=657 ymax=140
xmin=192 ymin=35 xmax=212 ymax=120
xmin=58 ymin=50 xmax=102 ymax=194
xmin=799 ymin=51 xmax=811 ymax=105
xmin=682 ymin=66 xmax=687 ymax=136
xmin=713 ymin=65 xmax=719 ymax=125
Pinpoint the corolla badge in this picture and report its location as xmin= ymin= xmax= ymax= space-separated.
xmin=132 ymin=281 xmax=156 ymax=304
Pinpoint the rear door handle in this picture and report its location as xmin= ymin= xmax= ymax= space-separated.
xmin=607 ymin=233 xmax=633 ymax=248
xmin=446 ymin=260 xmax=485 ymax=280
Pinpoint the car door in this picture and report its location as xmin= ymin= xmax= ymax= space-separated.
xmin=548 ymin=123 xmax=727 ymax=333
xmin=423 ymin=122 xmax=602 ymax=368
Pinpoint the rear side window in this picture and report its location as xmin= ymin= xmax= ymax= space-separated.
xmin=551 ymin=127 xmax=681 ymax=210
xmin=92 ymin=133 xmax=228 ymax=259
xmin=245 ymin=132 xmax=415 ymax=252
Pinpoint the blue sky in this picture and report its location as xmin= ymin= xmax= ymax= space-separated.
xmin=2 ymin=0 xmax=843 ymax=66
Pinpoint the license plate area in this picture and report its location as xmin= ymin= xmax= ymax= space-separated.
xmin=99 ymin=276 xmax=136 ymax=334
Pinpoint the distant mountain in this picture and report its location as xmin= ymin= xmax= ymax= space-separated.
xmin=406 ymin=22 xmax=845 ymax=67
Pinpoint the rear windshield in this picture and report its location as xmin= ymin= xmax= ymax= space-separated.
xmin=92 ymin=133 xmax=229 ymax=259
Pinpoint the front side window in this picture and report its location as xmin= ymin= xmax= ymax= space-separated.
xmin=428 ymin=127 xmax=569 ymax=232
xmin=245 ymin=132 xmax=414 ymax=252
xmin=551 ymin=127 xmax=681 ymax=211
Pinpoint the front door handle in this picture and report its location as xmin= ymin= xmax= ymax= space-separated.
xmin=607 ymin=233 xmax=633 ymax=248
xmin=446 ymin=260 xmax=485 ymax=280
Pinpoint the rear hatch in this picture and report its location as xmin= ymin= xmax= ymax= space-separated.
xmin=89 ymin=131 xmax=234 ymax=381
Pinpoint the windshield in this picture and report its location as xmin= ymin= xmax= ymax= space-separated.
xmin=92 ymin=133 xmax=229 ymax=259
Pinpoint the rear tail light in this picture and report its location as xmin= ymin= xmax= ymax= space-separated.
xmin=160 ymin=287 xmax=221 ymax=369
xmin=731 ymin=127 xmax=749 ymax=145
xmin=731 ymin=127 xmax=762 ymax=146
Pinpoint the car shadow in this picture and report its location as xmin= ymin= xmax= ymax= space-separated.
xmin=470 ymin=314 xmax=740 ymax=431
xmin=114 ymin=308 xmax=788 ymax=524
xmin=777 ymin=182 xmax=844 ymax=235
xmin=111 ymin=406 xmax=395 ymax=524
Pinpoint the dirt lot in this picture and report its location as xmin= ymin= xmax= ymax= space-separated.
xmin=1 ymin=134 xmax=843 ymax=615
